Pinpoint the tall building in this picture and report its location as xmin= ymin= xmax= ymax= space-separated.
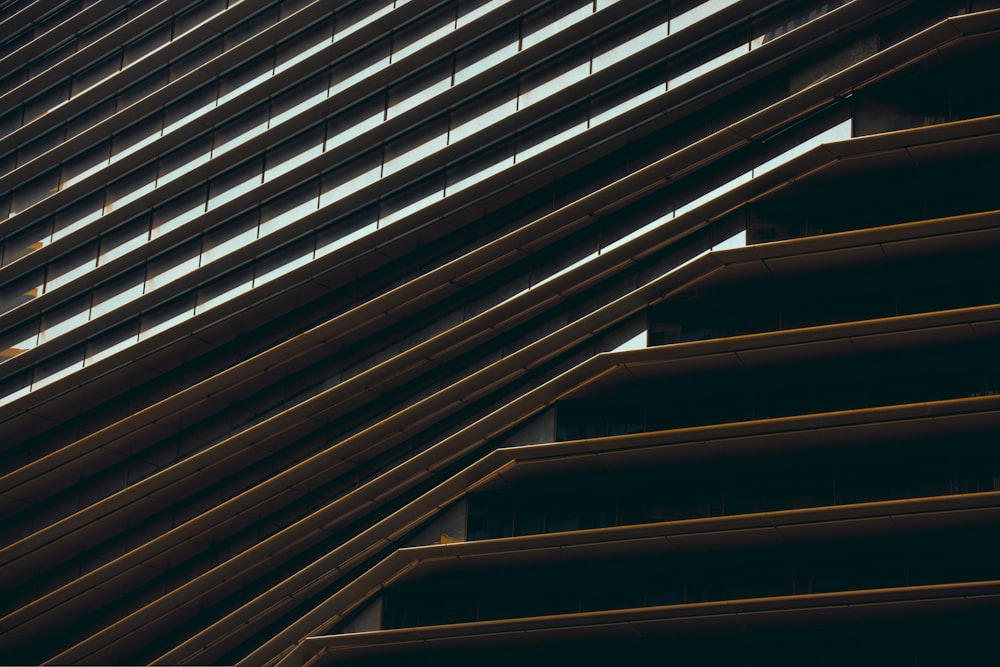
xmin=1 ymin=0 xmax=1000 ymax=664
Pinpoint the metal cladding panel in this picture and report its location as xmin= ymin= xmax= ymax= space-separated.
xmin=1 ymin=2 xmax=1000 ymax=666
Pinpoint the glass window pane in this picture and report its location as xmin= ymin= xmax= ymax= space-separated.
xmin=276 ymin=14 xmax=333 ymax=66
xmin=123 ymin=21 xmax=171 ymax=67
xmin=152 ymin=185 xmax=207 ymax=239
xmin=72 ymin=51 xmax=122 ymax=96
xmin=158 ymin=138 xmax=212 ymax=185
xmin=139 ymin=292 xmax=196 ymax=341
xmin=174 ymin=0 xmax=225 ymax=37
xmin=383 ymin=116 xmax=449 ymax=176
xmin=11 ymin=169 xmax=58 ymax=214
xmin=253 ymin=236 xmax=313 ymax=287
xmin=165 ymin=82 xmax=217 ymax=130
xmin=61 ymin=140 xmax=110 ymax=187
xmin=455 ymin=22 xmax=518 ymax=84
xmin=219 ymin=49 xmax=274 ymax=100
xmin=169 ymin=36 xmax=222 ymax=82
xmin=118 ymin=68 xmax=169 ymax=110
xmin=270 ymin=70 xmax=327 ymax=127
xmin=0 ymin=269 xmax=44 ymax=314
xmin=379 ymin=173 xmax=445 ymax=226
xmin=53 ymin=191 xmax=104 ymax=242
xmin=145 ymin=239 xmax=201 ymax=292
xmin=105 ymin=163 xmax=156 ymax=213
xmin=445 ymin=139 xmax=514 ymax=195
xmin=17 ymin=127 xmax=65 ymax=168
xmin=33 ymin=344 xmax=86 ymax=389
xmin=264 ymin=126 xmax=324 ymax=182
xmin=80 ymin=9 xmax=127 ymax=48
xmin=315 ymin=204 xmax=378 ymax=258
xmin=522 ymin=0 xmax=592 ymax=49
xmin=85 ymin=319 xmax=140 ymax=365
xmin=0 ymin=320 xmax=39 ymax=358
xmin=320 ymin=148 xmax=381 ymax=208
xmin=449 ymin=80 xmax=517 ymax=143
xmin=329 ymin=37 xmax=390 ymax=97
xmin=46 ymin=240 xmax=98 ymax=292
xmin=2 ymin=218 xmax=52 ymax=266
xmin=325 ymin=94 xmax=384 ymax=151
xmin=196 ymin=265 xmax=252 ymax=314
xmin=214 ymin=103 xmax=269 ymax=154
xmin=91 ymin=267 xmax=145 ymax=319
xmin=24 ymin=81 xmax=70 ymax=123
xmin=66 ymin=97 xmax=115 ymax=138
xmin=112 ymin=111 xmax=163 ymax=159
xmin=519 ymin=46 xmax=590 ymax=108
xmin=391 ymin=2 xmax=455 ymax=61
xmin=39 ymin=293 xmax=92 ymax=344
xmin=387 ymin=59 xmax=452 ymax=118
xmin=99 ymin=213 xmax=150 ymax=264
xmin=202 ymin=210 xmax=258 ymax=264
xmin=336 ymin=1 xmax=394 ymax=39
xmin=259 ymin=179 xmax=319 ymax=237
xmin=29 ymin=40 xmax=76 ymax=78
xmin=0 ymin=108 xmax=23 ymax=139
xmin=225 ymin=6 xmax=279 ymax=51
xmin=210 ymin=156 xmax=264 ymax=209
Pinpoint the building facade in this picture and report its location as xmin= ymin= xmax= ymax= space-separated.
xmin=1 ymin=0 xmax=1000 ymax=664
